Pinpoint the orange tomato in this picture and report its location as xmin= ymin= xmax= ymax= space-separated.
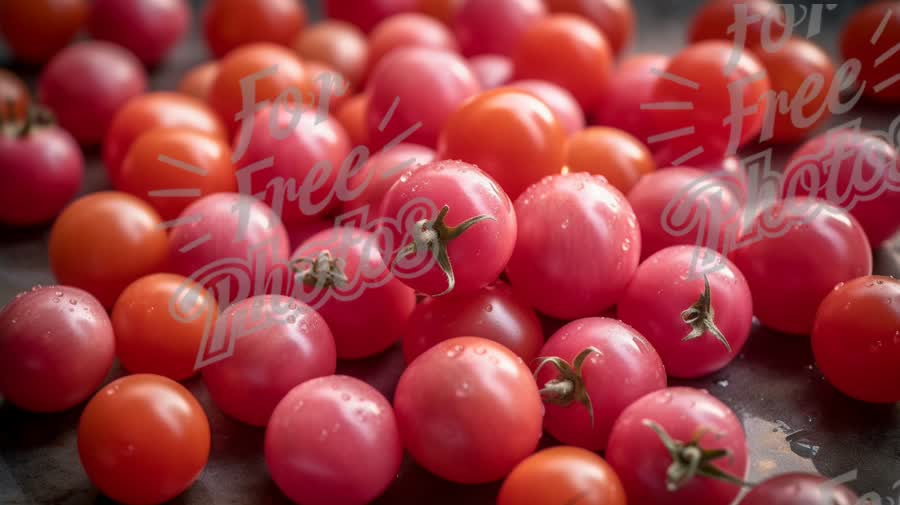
xmin=335 ymin=93 xmax=369 ymax=148
xmin=202 ymin=0 xmax=306 ymax=58
xmin=543 ymin=0 xmax=634 ymax=56
xmin=294 ymin=20 xmax=369 ymax=88
xmin=564 ymin=127 xmax=656 ymax=194
xmin=177 ymin=61 xmax=220 ymax=103
xmin=418 ymin=0 xmax=462 ymax=25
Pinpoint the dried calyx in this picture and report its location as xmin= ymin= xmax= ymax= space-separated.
xmin=533 ymin=347 xmax=602 ymax=428
xmin=290 ymin=251 xmax=348 ymax=288
xmin=2 ymin=99 xmax=54 ymax=138
xmin=681 ymin=274 xmax=732 ymax=352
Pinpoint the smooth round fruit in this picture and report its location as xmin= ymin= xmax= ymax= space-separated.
xmin=0 ymin=69 xmax=29 ymax=121
xmin=294 ymin=20 xmax=369 ymax=88
xmin=393 ymin=337 xmax=543 ymax=484
xmin=453 ymin=0 xmax=546 ymax=56
xmin=78 ymin=374 xmax=210 ymax=505
xmin=287 ymin=219 xmax=334 ymax=251
xmin=419 ymin=0 xmax=460 ymax=25
xmin=740 ymin=473 xmax=859 ymax=505
xmin=87 ymin=0 xmax=189 ymax=66
xmin=507 ymin=79 xmax=585 ymax=136
xmin=564 ymin=126 xmax=655 ymax=194
xmin=203 ymin=0 xmax=306 ymax=58
xmin=178 ymin=61 xmax=220 ymax=102
xmin=689 ymin=0 xmax=785 ymax=48
xmin=468 ymin=54 xmax=513 ymax=89
xmin=544 ymin=0 xmax=634 ymax=56
xmin=335 ymin=93 xmax=369 ymax=148
xmin=49 ymin=192 xmax=169 ymax=308
xmin=0 ymin=286 xmax=114 ymax=413
xmin=841 ymin=2 xmax=900 ymax=103
xmin=341 ymin=143 xmax=436 ymax=215
xmin=367 ymin=13 xmax=458 ymax=74
xmin=0 ymin=0 xmax=87 ymax=64
xmin=324 ymin=0 xmax=417 ymax=33
xmin=593 ymin=53 xmax=670 ymax=144
xmin=302 ymin=61 xmax=351 ymax=113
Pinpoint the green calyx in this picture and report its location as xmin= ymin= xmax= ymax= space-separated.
xmin=2 ymin=99 xmax=53 ymax=138
xmin=290 ymin=251 xmax=348 ymax=289
xmin=533 ymin=347 xmax=602 ymax=428
xmin=681 ymin=274 xmax=732 ymax=352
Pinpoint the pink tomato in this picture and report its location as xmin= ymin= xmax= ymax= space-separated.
xmin=341 ymin=143 xmax=436 ymax=215
xmin=507 ymin=79 xmax=585 ymax=136
xmin=453 ymin=0 xmax=546 ymax=56
xmin=87 ymin=0 xmax=189 ymax=66
xmin=468 ymin=54 xmax=514 ymax=89
xmin=593 ymin=53 xmax=670 ymax=145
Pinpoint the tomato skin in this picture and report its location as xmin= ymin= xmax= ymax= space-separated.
xmin=0 ymin=286 xmax=114 ymax=413
xmin=0 ymin=69 xmax=29 ymax=121
xmin=689 ymin=0 xmax=785 ymax=48
xmin=508 ymin=79 xmax=585 ymax=136
xmin=841 ymin=2 xmax=900 ymax=103
xmin=78 ymin=374 xmax=210 ymax=505
xmin=606 ymin=387 xmax=748 ymax=505
xmin=87 ymin=0 xmax=190 ymax=66
xmin=419 ymin=0 xmax=461 ymax=25
xmin=543 ymin=0 xmax=634 ymax=56
xmin=295 ymin=21 xmax=369 ymax=89
xmin=287 ymin=219 xmax=334 ymax=251
xmin=564 ymin=126 xmax=655 ymax=194
xmin=402 ymin=280 xmax=543 ymax=364
xmin=393 ymin=336 xmax=543 ymax=484
xmin=740 ymin=473 xmax=859 ymax=505
xmin=731 ymin=198 xmax=873 ymax=335
xmin=368 ymin=13 xmax=458 ymax=75
xmin=437 ymin=88 xmax=567 ymax=199
xmin=335 ymin=93 xmax=369 ymax=149
xmin=812 ymin=276 xmax=900 ymax=404
xmin=324 ymin=0 xmax=417 ymax=33
xmin=468 ymin=55 xmax=514 ymax=89
xmin=498 ymin=446 xmax=627 ymax=505
xmin=266 ymin=375 xmax=402 ymax=505
xmin=341 ymin=143 xmax=436 ymax=215
xmin=49 ymin=192 xmax=169 ymax=309
xmin=537 ymin=317 xmax=666 ymax=450
xmin=0 ymin=0 xmax=87 ymax=64
xmin=592 ymin=53 xmax=670 ymax=145
xmin=452 ymin=0 xmax=546 ymax=57
xmin=178 ymin=61 xmax=220 ymax=103
xmin=202 ymin=295 xmax=336 ymax=426
xmin=506 ymin=173 xmax=640 ymax=320
xmin=203 ymin=0 xmax=305 ymax=58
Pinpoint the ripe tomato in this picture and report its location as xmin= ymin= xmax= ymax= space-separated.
xmin=177 ymin=61 xmax=220 ymax=103
xmin=266 ymin=375 xmax=402 ymax=505
xmin=784 ymin=128 xmax=900 ymax=247
xmin=419 ymin=0 xmax=461 ymax=25
xmin=741 ymin=473 xmax=859 ymax=505
xmin=506 ymin=173 xmax=640 ymax=320
xmin=78 ymin=374 xmax=210 ymax=505
xmin=335 ymin=93 xmax=369 ymax=148
xmin=689 ymin=0 xmax=785 ymax=48
xmin=593 ymin=53 xmax=670 ymax=145
xmin=294 ymin=20 xmax=369 ymax=89
xmin=507 ymin=79 xmax=585 ymax=136
xmin=104 ymin=92 xmax=226 ymax=186
xmin=368 ymin=13 xmax=459 ymax=75
xmin=0 ymin=69 xmax=29 ymax=121
xmin=536 ymin=317 xmax=666 ymax=450
xmin=302 ymin=62 xmax=350 ymax=113
xmin=468 ymin=54 xmax=513 ymax=89
xmin=402 ymin=280 xmax=543 ymax=364
xmin=453 ymin=0 xmax=546 ymax=56
xmin=543 ymin=0 xmax=634 ymax=56
xmin=0 ymin=286 xmax=114 ymax=413
xmin=564 ymin=127 xmax=655 ymax=194
xmin=111 ymin=273 xmax=217 ymax=381
xmin=366 ymin=47 xmax=480 ymax=149
xmin=812 ymin=275 xmax=900 ymax=404
xmin=731 ymin=198 xmax=873 ymax=335
xmin=287 ymin=219 xmax=334 ymax=251
xmin=379 ymin=160 xmax=516 ymax=296
xmin=49 ymin=192 xmax=169 ymax=308
xmin=498 ymin=446 xmax=627 ymax=505
xmin=606 ymin=387 xmax=748 ymax=505
xmin=512 ymin=14 xmax=613 ymax=109
xmin=202 ymin=295 xmax=336 ymax=426
xmin=87 ymin=0 xmax=189 ymax=66
xmin=841 ymin=2 xmax=900 ymax=103
xmin=0 ymin=0 xmax=87 ymax=64
xmin=618 ymin=246 xmax=753 ymax=378
xmin=203 ymin=0 xmax=305 ymax=58
xmin=393 ymin=336 xmax=543 ymax=484
xmin=341 ymin=143 xmax=436 ymax=215
xmin=438 ymin=88 xmax=567 ymax=199
xmin=324 ymin=0 xmax=417 ymax=33
xmin=38 ymin=41 xmax=148 ymax=145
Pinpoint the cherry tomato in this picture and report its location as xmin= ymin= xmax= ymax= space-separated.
xmin=402 ymin=280 xmax=543 ymax=364
xmin=498 ymin=446 xmax=627 ymax=505
xmin=266 ymin=375 xmax=402 ymax=505
xmin=177 ymin=61 xmax=220 ymax=103
xmin=592 ymin=53 xmax=670 ymax=145
xmin=300 ymin=62 xmax=351 ymax=115
xmin=606 ymin=387 xmax=748 ymax=505
xmin=0 ymin=0 xmax=87 ymax=64
xmin=841 ymin=2 xmax=900 ymax=103
xmin=111 ymin=273 xmax=217 ymax=381
xmin=741 ymin=473 xmax=859 ymax=505
xmin=689 ymin=0 xmax=785 ymax=48
xmin=468 ymin=54 xmax=514 ymax=89
xmin=49 ymin=192 xmax=169 ymax=308
xmin=564 ymin=126 xmax=655 ymax=194
xmin=0 ymin=286 xmax=114 ymax=413
xmin=438 ymin=88 xmax=566 ymax=199
xmin=507 ymin=79 xmax=585 ymax=136
xmin=366 ymin=47 xmax=480 ymax=149
xmin=324 ymin=0 xmax=417 ymax=33
xmin=287 ymin=219 xmax=334 ymax=251
xmin=696 ymin=155 xmax=749 ymax=203
xmin=812 ymin=275 xmax=900 ymax=404
xmin=38 ymin=41 xmax=148 ymax=145
xmin=0 ymin=69 xmax=29 ymax=121
xmin=87 ymin=0 xmax=189 ymax=66
xmin=294 ymin=20 xmax=369 ymax=89
xmin=203 ymin=0 xmax=305 ymax=58
xmin=536 ymin=317 xmax=666 ymax=450
xmin=341 ymin=143 xmax=436 ymax=215
xmin=379 ymin=160 xmax=516 ymax=296
xmin=543 ymin=0 xmax=634 ymax=56
xmin=394 ymin=336 xmax=543 ymax=484
xmin=335 ymin=93 xmax=369 ymax=148
xmin=506 ymin=173 xmax=640 ymax=319
xmin=783 ymin=128 xmax=900 ymax=247
xmin=618 ymin=245 xmax=753 ymax=378
xmin=78 ymin=374 xmax=210 ymax=505
xmin=512 ymin=14 xmax=613 ymax=109
xmin=368 ymin=13 xmax=458 ymax=75
xmin=730 ymin=198 xmax=873 ymax=335
xmin=453 ymin=0 xmax=546 ymax=56
xmin=202 ymin=295 xmax=336 ymax=426
xmin=418 ymin=0 xmax=461 ymax=25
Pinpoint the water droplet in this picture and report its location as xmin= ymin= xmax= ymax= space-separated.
xmin=893 ymin=331 xmax=899 ymax=344
xmin=876 ymin=279 xmax=885 ymax=285
xmin=833 ymin=282 xmax=844 ymax=291
xmin=54 ymin=291 xmax=63 ymax=297
xmin=474 ymin=347 xmax=486 ymax=355
xmin=484 ymin=304 xmax=493 ymax=312
xmin=621 ymin=239 xmax=631 ymax=252
xmin=455 ymin=382 xmax=471 ymax=397
xmin=341 ymin=393 xmax=351 ymax=401
xmin=659 ymin=391 xmax=673 ymax=404
xmin=69 ymin=299 xmax=77 ymax=305
xmin=292 ymin=401 xmax=304 ymax=412
xmin=319 ymin=429 xmax=329 ymax=441
xmin=807 ymin=364 xmax=814 ymax=371
xmin=560 ymin=219 xmax=569 ymax=230
xmin=717 ymin=379 xmax=729 ymax=388
xmin=288 ymin=303 xmax=297 ymax=310
xmin=446 ymin=344 xmax=464 ymax=358
xmin=286 ymin=315 xmax=297 ymax=324
xmin=125 ymin=444 xmax=135 ymax=455
xmin=575 ymin=181 xmax=585 ymax=190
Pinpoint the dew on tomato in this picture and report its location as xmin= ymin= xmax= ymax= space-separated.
xmin=87 ymin=0 xmax=190 ymax=66
xmin=203 ymin=0 xmax=306 ymax=58
xmin=452 ymin=0 xmax=546 ymax=56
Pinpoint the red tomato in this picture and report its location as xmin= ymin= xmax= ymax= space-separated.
xmin=379 ymin=160 xmax=516 ymax=296
xmin=203 ymin=0 xmax=306 ymax=58
xmin=0 ymin=286 xmax=114 ymax=413
xmin=294 ymin=20 xmax=369 ymax=89
xmin=49 ymin=192 xmax=169 ymax=308
xmin=202 ymin=295 xmax=336 ymax=426
xmin=536 ymin=317 xmax=666 ymax=450
xmin=0 ymin=69 xmax=29 ymax=121
xmin=402 ymin=280 xmax=543 ymax=364
xmin=78 ymin=374 xmax=210 ymax=505
xmin=453 ymin=0 xmax=546 ymax=56
xmin=741 ymin=473 xmax=859 ymax=505
xmin=606 ymin=387 xmax=748 ymax=505
xmin=812 ymin=275 xmax=900 ymax=404
xmin=341 ymin=143 xmax=436 ymax=215
xmin=689 ymin=0 xmax=785 ymax=48
xmin=38 ymin=41 xmax=148 ymax=145
xmin=393 ymin=336 xmax=543 ymax=484
xmin=695 ymin=155 xmax=749 ymax=203
xmin=512 ymin=14 xmax=613 ymax=109
xmin=564 ymin=126 xmax=655 ymax=194
xmin=324 ymin=0 xmax=417 ymax=33
xmin=177 ymin=61 xmax=220 ymax=103
xmin=0 ymin=0 xmax=87 ymax=64
xmin=498 ymin=446 xmax=627 ymax=505
xmin=841 ymin=2 xmax=900 ymax=103
xmin=366 ymin=47 xmax=480 ymax=149
xmin=368 ymin=13 xmax=459 ymax=75
xmin=419 ymin=0 xmax=461 ymax=25
xmin=335 ymin=93 xmax=369 ymax=148
xmin=592 ymin=53 xmax=670 ymax=145
xmin=507 ymin=79 xmax=585 ymax=136
xmin=302 ymin=61 xmax=350 ymax=113
xmin=266 ymin=375 xmax=402 ymax=505
xmin=618 ymin=245 xmax=753 ymax=378
xmin=287 ymin=219 xmax=334 ymax=251
xmin=468 ymin=54 xmax=514 ymax=89
xmin=438 ymin=88 xmax=567 ymax=199
xmin=506 ymin=173 xmax=640 ymax=319
xmin=730 ymin=198 xmax=873 ymax=335
xmin=111 ymin=273 xmax=217 ymax=381
xmin=543 ymin=0 xmax=634 ymax=56
xmin=87 ymin=0 xmax=189 ymax=66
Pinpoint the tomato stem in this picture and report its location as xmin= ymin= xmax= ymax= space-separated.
xmin=533 ymin=347 xmax=602 ymax=428
xmin=681 ymin=274 xmax=732 ymax=352
xmin=290 ymin=251 xmax=348 ymax=288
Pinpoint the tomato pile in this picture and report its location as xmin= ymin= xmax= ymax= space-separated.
xmin=0 ymin=0 xmax=898 ymax=504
